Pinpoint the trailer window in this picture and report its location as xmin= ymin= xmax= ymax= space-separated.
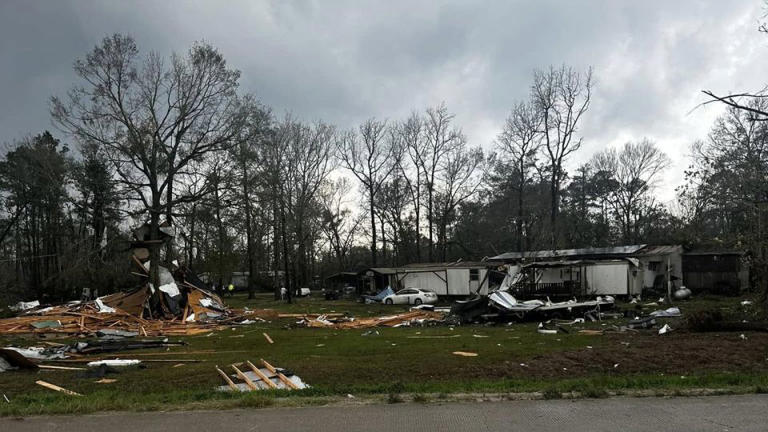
xmin=469 ymin=269 xmax=479 ymax=281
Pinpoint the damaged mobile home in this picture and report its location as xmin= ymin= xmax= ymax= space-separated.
xmin=491 ymin=245 xmax=684 ymax=298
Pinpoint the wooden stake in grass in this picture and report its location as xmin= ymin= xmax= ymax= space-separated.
xmin=246 ymin=360 xmax=278 ymax=389
xmin=215 ymin=366 xmax=239 ymax=391
xmin=35 ymin=380 xmax=82 ymax=396
xmin=263 ymin=332 xmax=274 ymax=344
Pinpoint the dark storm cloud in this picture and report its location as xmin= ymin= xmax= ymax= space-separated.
xmin=1 ymin=0 xmax=766 ymax=199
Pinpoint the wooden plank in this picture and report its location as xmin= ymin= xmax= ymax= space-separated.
xmin=35 ymin=380 xmax=82 ymax=396
xmin=215 ymin=366 xmax=238 ymax=391
xmin=261 ymin=359 xmax=299 ymax=390
xmin=232 ymin=365 xmax=259 ymax=391
xmin=246 ymin=360 xmax=278 ymax=389
xmin=132 ymin=255 xmax=149 ymax=274
xmin=38 ymin=365 xmax=86 ymax=371
xmin=262 ymin=332 xmax=274 ymax=344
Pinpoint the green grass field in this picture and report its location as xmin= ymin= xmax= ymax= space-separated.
xmin=0 ymin=293 xmax=766 ymax=416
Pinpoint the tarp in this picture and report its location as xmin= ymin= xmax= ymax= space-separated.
xmin=362 ymin=286 xmax=394 ymax=303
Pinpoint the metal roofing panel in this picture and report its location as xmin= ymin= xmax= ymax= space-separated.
xmin=490 ymin=245 xmax=647 ymax=260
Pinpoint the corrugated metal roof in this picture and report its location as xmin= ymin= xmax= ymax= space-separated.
xmin=490 ymin=245 xmax=647 ymax=261
xmin=683 ymin=250 xmax=746 ymax=256
xmin=635 ymin=245 xmax=683 ymax=255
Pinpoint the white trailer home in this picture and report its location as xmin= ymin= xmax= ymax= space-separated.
xmin=513 ymin=259 xmax=644 ymax=297
xmin=365 ymin=263 xmax=494 ymax=297
xmin=491 ymin=245 xmax=684 ymax=298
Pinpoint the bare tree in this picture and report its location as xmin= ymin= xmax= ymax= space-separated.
xmin=591 ymin=139 xmax=670 ymax=243
xmin=51 ymin=34 xmax=244 ymax=291
xmin=434 ymin=139 xmax=485 ymax=261
xmin=395 ymin=113 xmax=427 ymax=261
xmin=531 ymin=65 xmax=593 ymax=246
xmin=423 ymin=103 xmax=463 ymax=260
xmin=496 ymin=100 xmax=542 ymax=251
xmin=230 ymin=98 xmax=272 ymax=298
xmin=336 ymin=118 xmax=399 ymax=266
xmin=320 ymin=177 xmax=362 ymax=269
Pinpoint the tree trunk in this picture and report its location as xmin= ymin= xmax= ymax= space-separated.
xmin=369 ymin=184 xmax=377 ymax=266
xmin=242 ymin=156 xmax=256 ymax=299
xmin=428 ymin=186 xmax=434 ymax=261
xmin=414 ymin=166 xmax=421 ymax=262
xmin=280 ymin=198 xmax=292 ymax=304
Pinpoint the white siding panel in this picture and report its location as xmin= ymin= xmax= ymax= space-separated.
xmin=585 ymin=262 xmax=629 ymax=295
xmin=400 ymin=272 xmax=448 ymax=295
xmin=447 ymin=269 xmax=469 ymax=295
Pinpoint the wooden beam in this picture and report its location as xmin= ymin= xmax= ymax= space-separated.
xmin=35 ymin=380 xmax=82 ymax=396
xmin=232 ymin=365 xmax=260 ymax=391
xmin=38 ymin=365 xmax=86 ymax=371
xmin=261 ymin=359 xmax=299 ymax=390
xmin=262 ymin=332 xmax=274 ymax=344
xmin=246 ymin=360 xmax=277 ymax=389
xmin=215 ymin=366 xmax=239 ymax=391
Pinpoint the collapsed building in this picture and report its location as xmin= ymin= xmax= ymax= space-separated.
xmin=0 ymin=222 xmax=255 ymax=336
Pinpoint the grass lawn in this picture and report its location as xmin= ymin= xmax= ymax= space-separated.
xmin=0 ymin=292 xmax=767 ymax=416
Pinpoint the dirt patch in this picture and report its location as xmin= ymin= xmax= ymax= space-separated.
xmin=483 ymin=331 xmax=768 ymax=378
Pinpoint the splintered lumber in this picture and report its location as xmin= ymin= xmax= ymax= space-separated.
xmin=452 ymin=351 xmax=479 ymax=357
xmin=246 ymin=360 xmax=278 ymax=389
xmin=263 ymin=332 xmax=274 ymax=344
xmin=35 ymin=380 xmax=82 ymax=396
xmin=261 ymin=359 xmax=299 ymax=390
xmin=232 ymin=365 xmax=260 ymax=391
xmin=215 ymin=366 xmax=238 ymax=391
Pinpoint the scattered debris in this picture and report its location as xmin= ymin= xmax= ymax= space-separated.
xmin=741 ymin=300 xmax=753 ymax=306
xmin=452 ymin=351 xmax=478 ymax=357
xmin=9 ymin=300 xmax=40 ymax=312
xmin=0 ymin=348 xmax=39 ymax=372
xmin=627 ymin=316 xmax=656 ymax=330
xmin=658 ymin=324 xmax=673 ymax=335
xmin=35 ymin=380 xmax=82 ymax=396
xmin=650 ymin=307 xmax=682 ymax=318
xmin=263 ymin=333 xmax=274 ymax=344
xmin=95 ymin=378 xmax=117 ymax=384
xmin=406 ymin=334 xmax=459 ymax=339
xmin=87 ymin=359 xmax=141 ymax=367
xmin=300 ymin=310 xmax=445 ymax=329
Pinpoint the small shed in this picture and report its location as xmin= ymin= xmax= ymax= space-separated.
xmin=682 ymin=251 xmax=748 ymax=295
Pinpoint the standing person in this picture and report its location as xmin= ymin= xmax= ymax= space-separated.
xmin=227 ymin=283 xmax=235 ymax=297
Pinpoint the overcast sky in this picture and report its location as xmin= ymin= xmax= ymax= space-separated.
xmin=2 ymin=1 xmax=768 ymax=202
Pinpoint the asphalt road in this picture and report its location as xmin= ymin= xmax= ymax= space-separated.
xmin=2 ymin=394 xmax=766 ymax=432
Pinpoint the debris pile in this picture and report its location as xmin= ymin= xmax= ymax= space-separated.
xmin=451 ymin=291 xmax=616 ymax=324
xmin=0 ymin=253 xmax=264 ymax=336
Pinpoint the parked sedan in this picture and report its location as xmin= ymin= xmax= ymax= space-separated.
xmin=383 ymin=288 xmax=438 ymax=305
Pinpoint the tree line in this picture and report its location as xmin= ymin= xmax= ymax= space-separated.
xmin=0 ymin=33 xmax=764 ymax=304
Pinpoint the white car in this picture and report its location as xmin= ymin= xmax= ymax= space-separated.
xmin=383 ymin=288 xmax=438 ymax=306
